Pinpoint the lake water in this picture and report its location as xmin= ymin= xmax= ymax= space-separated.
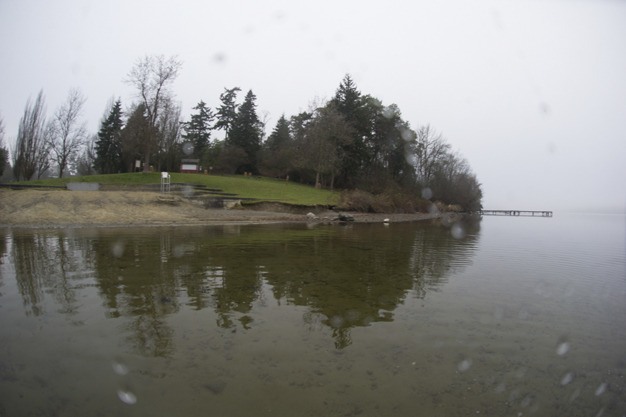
xmin=0 ymin=213 xmax=624 ymax=416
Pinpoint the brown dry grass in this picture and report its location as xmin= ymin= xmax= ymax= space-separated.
xmin=0 ymin=189 xmax=305 ymax=227
xmin=0 ymin=189 xmax=438 ymax=228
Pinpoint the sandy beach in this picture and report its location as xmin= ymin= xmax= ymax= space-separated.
xmin=0 ymin=189 xmax=438 ymax=228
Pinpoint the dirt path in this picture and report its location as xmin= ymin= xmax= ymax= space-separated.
xmin=0 ymin=189 xmax=438 ymax=228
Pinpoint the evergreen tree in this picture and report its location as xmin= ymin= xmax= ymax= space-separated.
xmin=332 ymin=74 xmax=363 ymax=122
xmin=259 ymin=114 xmax=293 ymax=178
xmin=94 ymin=100 xmax=124 ymax=174
xmin=330 ymin=74 xmax=370 ymax=187
xmin=228 ymin=89 xmax=262 ymax=173
xmin=265 ymin=114 xmax=291 ymax=151
xmin=289 ymin=112 xmax=313 ymax=142
xmin=181 ymin=100 xmax=214 ymax=157
xmin=214 ymin=87 xmax=241 ymax=139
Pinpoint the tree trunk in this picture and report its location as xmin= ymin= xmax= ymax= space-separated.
xmin=143 ymin=153 xmax=151 ymax=172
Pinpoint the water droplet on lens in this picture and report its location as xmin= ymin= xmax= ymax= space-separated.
xmin=451 ymin=223 xmax=465 ymax=239
xmin=182 ymin=185 xmax=194 ymax=198
xmin=421 ymin=187 xmax=433 ymax=200
xmin=111 ymin=241 xmax=125 ymax=258
xmin=212 ymin=52 xmax=227 ymax=63
xmin=400 ymin=127 xmax=412 ymax=141
xmin=329 ymin=315 xmax=344 ymax=329
xmin=112 ymin=360 xmax=129 ymax=375
xmin=172 ymin=245 xmax=185 ymax=258
xmin=556 ymin=341 xmax=570 ymax=356
xmin=569 ymin=387 xmax=581 ymax=402
xmin=182 ymin=142 xmax=194 ymax=156
xmin=560 ymin=372 xmax=574 ymax=385
xmin=457 ymin=359 xmax=472 ymax=372
xmin=594 ymin=382 xmax=607 ymax=396
xmin=382 ymin=106 xmax=395 ymax=119
xmin=117 ymin=389 xmax=137 ymax=405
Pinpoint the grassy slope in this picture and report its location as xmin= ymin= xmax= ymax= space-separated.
xmin=17 ymin=173 xmax=339 ymax=206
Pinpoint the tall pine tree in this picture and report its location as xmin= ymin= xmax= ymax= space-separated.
xmin=228 ymin=90 xmax=262 ymax=173
xmin=265 ymin=114 xmax=291 ymax=151
xmin=330 ymin=74 xmax=370 ymax=187
xmin=181 ymin=100 xmax=214 ymax=157
xmin=259 ymin=114 xmax=293 ymax=178
xmin=94 ymin=100 xmax=124 ymax=174
xmin=214 ymin=87 xmax=241 ymax=140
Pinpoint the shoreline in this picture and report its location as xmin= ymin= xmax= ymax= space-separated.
xmin=0 ymin=189 xmax=440 ymax=229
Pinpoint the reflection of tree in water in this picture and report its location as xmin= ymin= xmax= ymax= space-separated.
xmin=9 ymin=230 xmax=92 ymax=317
xmin=409 ymin=218 xmax=481 ymax=298
xmin=90 ymin=229 xmax=180 ymax=357
xmin=4 ymin=220 xmax=480 ymax=354
xmin=0 ymin=232 xmax=7 ymax=288
xmin=257 ymin=221 xmax=480 ymax=348
xmin=89 ymin=226 xmax=268 ymax=355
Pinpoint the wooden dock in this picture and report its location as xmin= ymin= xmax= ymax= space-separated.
xmin=479 ymin=210 xmax=553 ymax=217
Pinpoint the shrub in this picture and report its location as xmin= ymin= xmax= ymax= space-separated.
xmin=338 ymin=189 xmax=430 ymax=213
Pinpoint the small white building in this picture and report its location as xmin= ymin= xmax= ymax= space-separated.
xmin=180 ymin=159 xmax=200 ymax=173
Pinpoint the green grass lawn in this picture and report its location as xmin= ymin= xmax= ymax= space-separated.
xmin=16 ymin=173 xmax=339 ymax=206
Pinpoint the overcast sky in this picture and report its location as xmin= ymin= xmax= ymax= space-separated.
xmin=1 ymin=0 xmax=625 ymax=212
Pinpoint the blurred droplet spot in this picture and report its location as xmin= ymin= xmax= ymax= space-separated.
xmin=382 ymin=106 xmax=395 ymax=119
xmin=117 ymin=389 xmax=137 ymax=405
xmin=182 ymin=142 xmax=194 ymax=156
xmin=556 ymin=341 xmax=570 ymax=356
xmin=111 ymin=241 xmax=125 ymax=258
xmin=112 ymin=360 xmax=129 ymax=375
xmin=560 ymin=372 xmax=574 ymax=386
xmin=212 ymin=52 xmax=227 ymax=64
xmin=329 ymin=315 xmax=344 ymax=329
xmin=182 ymin=185 xmax=194 ymax=198
xmin=451 ymin=223 xmax=465 ymax=239
xmin=457 ymin=358 xmax=472 ymax=372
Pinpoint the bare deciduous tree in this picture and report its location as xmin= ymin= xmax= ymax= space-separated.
xmin=0 ymin=114 xmax=9 ymax=177
xmin=13 ymin=90 xmax=50 ymax=180
xmin=48 ymin=88 xmax=87 ymax=178
xmin=76 ymin=134 xmax=97 ymax=176
xmin=156 ymin=98 xmax=182 ymax=172
xmin=125 ymin=55 xmax=182 ymax=171
xmin=299 ymin=104 xmax=353 ymax=189
xmin=412 ymin=125 xmax=451 ymax=184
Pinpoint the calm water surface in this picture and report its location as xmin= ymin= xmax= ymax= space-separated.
xmin=0 ymin=213 xmax=624 ymax=416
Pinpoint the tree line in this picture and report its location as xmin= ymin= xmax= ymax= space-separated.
xmin=0 ymin=54 xmax=482 ymax=211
